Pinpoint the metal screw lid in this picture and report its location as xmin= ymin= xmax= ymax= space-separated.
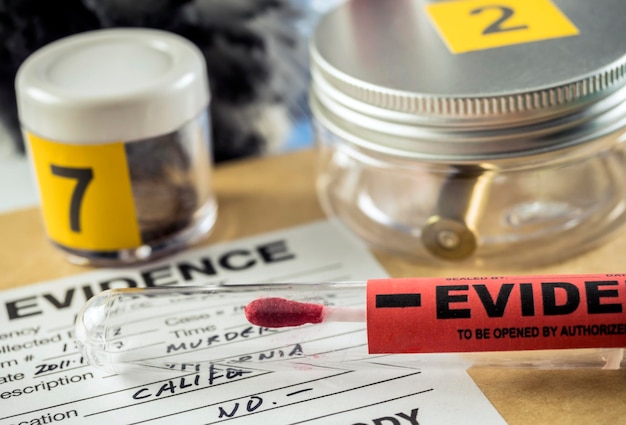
xmin=310 ymin=0 xmax=626 ymax=161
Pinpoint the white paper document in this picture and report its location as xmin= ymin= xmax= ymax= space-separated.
xmin=0 ymin=220 xmax=506 ymax=424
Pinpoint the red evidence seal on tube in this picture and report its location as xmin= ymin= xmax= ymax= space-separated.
xmin=366 ymin=275 xmax=626 ymax=354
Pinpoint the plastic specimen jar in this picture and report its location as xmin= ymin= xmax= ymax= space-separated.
xmin=309 ymin=0 xmax=626 ymax=267
xmin=16 ymin=29 xmax=217 ymax=266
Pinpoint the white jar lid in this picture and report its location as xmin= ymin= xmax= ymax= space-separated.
xmin=16 ymin=28 xmax=210 ymax=144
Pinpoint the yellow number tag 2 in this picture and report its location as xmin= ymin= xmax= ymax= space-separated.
xmin=426 ymin=0 xmax=579 ymax=54
xmin=27 ymin=132 xmax=142 ymax=251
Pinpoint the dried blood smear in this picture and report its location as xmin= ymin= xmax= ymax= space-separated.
xmin=244 ymin=297 xmax=324 ymax=328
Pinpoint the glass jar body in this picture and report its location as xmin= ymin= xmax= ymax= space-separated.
xmin=25 ymin=110 xmax=217 ymax=266
xmin=314 ymin=123 xmax=626 ymax=267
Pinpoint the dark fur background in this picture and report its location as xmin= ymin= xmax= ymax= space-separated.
xmin=0 ymin=0 xmax=310 ymax=162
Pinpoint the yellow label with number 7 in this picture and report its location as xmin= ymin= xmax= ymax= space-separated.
xmin=27 ymin=132 xmax=142 ymax=251
xmin=426 ymin=0 xmax=579 ymax=54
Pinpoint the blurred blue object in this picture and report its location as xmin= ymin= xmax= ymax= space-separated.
xmin=284 ymin=116 xmax=314 ymax=151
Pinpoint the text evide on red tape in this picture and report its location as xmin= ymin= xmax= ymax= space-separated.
xmin=366 ymin=275 xmax=626 ymax=353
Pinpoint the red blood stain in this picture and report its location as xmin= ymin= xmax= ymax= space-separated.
xmin=244 ymin=297 xmax=324 ymax=328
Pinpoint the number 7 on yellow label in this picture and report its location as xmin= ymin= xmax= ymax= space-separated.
xmin=27 ymin=132 xmax=142 ymax=251
xmin=49 ymin=165 xmax=93 ymax=233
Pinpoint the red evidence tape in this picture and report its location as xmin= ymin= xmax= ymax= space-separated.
xmin=366 ymin=274 xmax=626 ymax=354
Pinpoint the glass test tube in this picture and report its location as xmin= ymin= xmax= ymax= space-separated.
xmin=75 ymin=276 xmax=626 ymax=374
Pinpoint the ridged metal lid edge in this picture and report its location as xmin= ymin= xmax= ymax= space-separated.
xmin=312 ymin=47 xmax=626 ymax=120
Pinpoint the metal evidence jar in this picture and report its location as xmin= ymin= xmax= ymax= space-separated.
xmin=17 ymin=29 xmax=217 ymax=266
xmin=311 ymin=0 xmax=626 ymax=267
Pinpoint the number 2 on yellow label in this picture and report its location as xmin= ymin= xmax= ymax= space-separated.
xmin=27 ymin=133 xmax=142 ymax=251
xmin=426 ymin=0 xmax=579 ymax=54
